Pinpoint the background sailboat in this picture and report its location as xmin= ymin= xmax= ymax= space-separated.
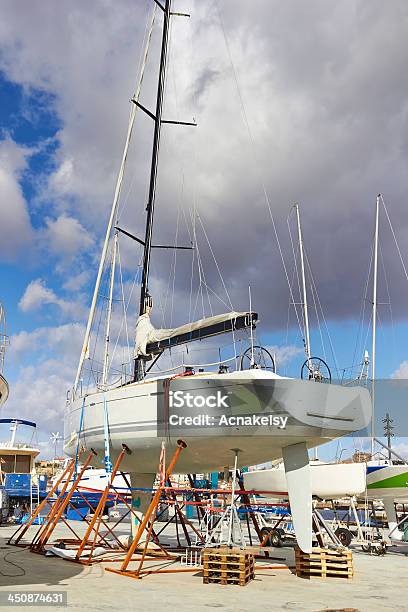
xmin=244 ymin=204 xmax=369 ymax=503
xmin=363 ymin=195 xmax=408 ymax=542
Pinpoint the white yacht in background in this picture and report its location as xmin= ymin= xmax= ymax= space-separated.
xmin=366 ymin=460 xmax=408 ymax=499
xmin=0 ymin=419 xmax=40 ymax=481
xmin=244 ymin=460 xmax=367 ymax=500
xmin=53 ymin=460 xmax=129 ymax=498
xmin=63 ymin=0 xmax=371 ymax=552
xmin=366 ymin=459 xmax=408 ymax=543
xmin=0 ymin=419 xmax=47 ymax=521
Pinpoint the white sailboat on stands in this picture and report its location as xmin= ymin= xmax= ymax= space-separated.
xmin=64 ymin=0 xmax=371 ymax=552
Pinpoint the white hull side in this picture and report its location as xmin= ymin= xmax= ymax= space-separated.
xmin=54 ymin=468 xmax=129 ymax=494
xmin=244 ymin=462 xmax=367 ymax=499
xmin=64 ymin=370 xmax=371 ymax=474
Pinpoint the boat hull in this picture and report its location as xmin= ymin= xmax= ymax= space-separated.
xmin=244 ymin=462 xmax=367 ymax=499
xmin=366 ymin=464 xmax=408 ymax=498
xmin=64 ymin=371 xmax=371 ymax=473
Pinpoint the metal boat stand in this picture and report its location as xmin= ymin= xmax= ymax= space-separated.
xmin=8 ymin=451 xmax=97 ymax=551
xmin=153 ymin=476 xmax=205 ymax=550
xmin=8 ymin=457 xmax=77 ymax=547
xmin=105 ymin=439 xmax=198 ymax=579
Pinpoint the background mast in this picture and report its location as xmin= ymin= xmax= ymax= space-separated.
xmin=371 ymin=194 xmax=380 ymax=457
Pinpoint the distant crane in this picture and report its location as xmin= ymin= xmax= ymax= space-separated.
xmin=382 ymin=413 xmax=395 ymax=461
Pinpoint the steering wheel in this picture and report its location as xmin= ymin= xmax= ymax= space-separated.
xmin=240 ymin=346 xmax=276 ymax=373
xmin=301 ymin=357 xmax=331 ymax=383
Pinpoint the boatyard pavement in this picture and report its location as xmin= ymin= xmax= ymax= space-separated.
xmin=0 ymin=522 xmax=406 ymax=611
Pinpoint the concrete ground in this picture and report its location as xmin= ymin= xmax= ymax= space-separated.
xmin=0 ymin=520 xmax=407 ymax=612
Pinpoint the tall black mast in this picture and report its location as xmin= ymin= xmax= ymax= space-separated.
xmin=139 ymin=0 xmax=172 ymax=317
xmin=132 ymin=0 xmax=193 ymax=381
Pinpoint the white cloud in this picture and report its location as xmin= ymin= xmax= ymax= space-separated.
xmin=392 ymin=361 xmax=408 ymax=379
xmin=18 ymin=278 xmax=87 ymax=320
xmin=18 ymin=278 xmax=57 ymax=312
xmin=45 ymin=214 xmax=94 ymax=257
xmin=267 ymin=344 xmax=304 ymax=368
xmin=0 ymin=138 xmax=34 ymax=259
xmin=10 ymin=322 xmax=84 ymax=364
xmin=391 ymin=442 xmax=408 ymax=459
xmin=3 ymin=362 xmax=71 ymax=437
xmin=62 ymin=270 xmax=91 ymax=292
xmin=4 ymin=324 xmax=85 ymax=456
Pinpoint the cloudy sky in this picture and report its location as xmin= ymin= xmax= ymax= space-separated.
xmin=1 ymin=0 xmax=408 ymax=456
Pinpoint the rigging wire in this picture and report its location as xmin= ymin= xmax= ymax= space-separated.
xmin=286 ymin=206 xmax=309 ymax=342
xmin=117 ymin=240 xmax=131 ymax=364
xmin=352 ymin=242 xmax=374 ymax=375
xmin=379 ymin=241 xmax=397 ymax=368
xmin=307 ymin=266 xmax=327 ymax=363
xmin=304 ymin=250 xmax=340 ymax=376
xmin=381 ymin=194 xmax=408 ymax=283
xmin=170 ymin=194 xmax=182 ymax=326
xmin=160 ymin=182 xmax=182 ymax=327
xmin=215 ymin=1 xmax=306 ymax=343
xmin=86 ymin=260 xmax=111 ymax=391
xmin=107 ymin=253 xmax=143 ymax=383
xmin=191 ymin=213 xmax=205 ymax=319
xmin=75 ymin=5 xmax=157 ymax=391
xmin=116 ymin=2 xmax=155 ymax=224
xmin=152 ymin=10 xmax=225 ymax=332
xmin=197 ymin=213 xmax=234 ymax=312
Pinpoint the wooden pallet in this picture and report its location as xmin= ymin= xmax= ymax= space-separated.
xmin=203 ymin=565 xmax=254 ymax=578
xmin=203 ymin=547 xmax=253 ymax=563
xmin=206 ymin=560 xmax=254 ymax=571
xmin=203 ymin=571 xmax=255 ymax=586
xmin=203 ymin=548 xmax=255 ymax=586
xmin=295 ymin=547 xmax=353 ymax=580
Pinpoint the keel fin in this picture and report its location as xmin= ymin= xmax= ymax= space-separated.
xmin=282 ymin=442 xmax=312 ymax=553
xmin=383 ymin=497 xmax=402 ymax=542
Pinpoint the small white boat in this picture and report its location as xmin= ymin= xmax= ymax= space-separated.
xmin=53 ymin=462 xmax=129 ymax=497
xmin=244 ymin=460 xmax=367 ymax=500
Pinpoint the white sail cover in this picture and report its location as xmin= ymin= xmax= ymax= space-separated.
xmin=135 ymin=311 xmax=254 ymax=357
